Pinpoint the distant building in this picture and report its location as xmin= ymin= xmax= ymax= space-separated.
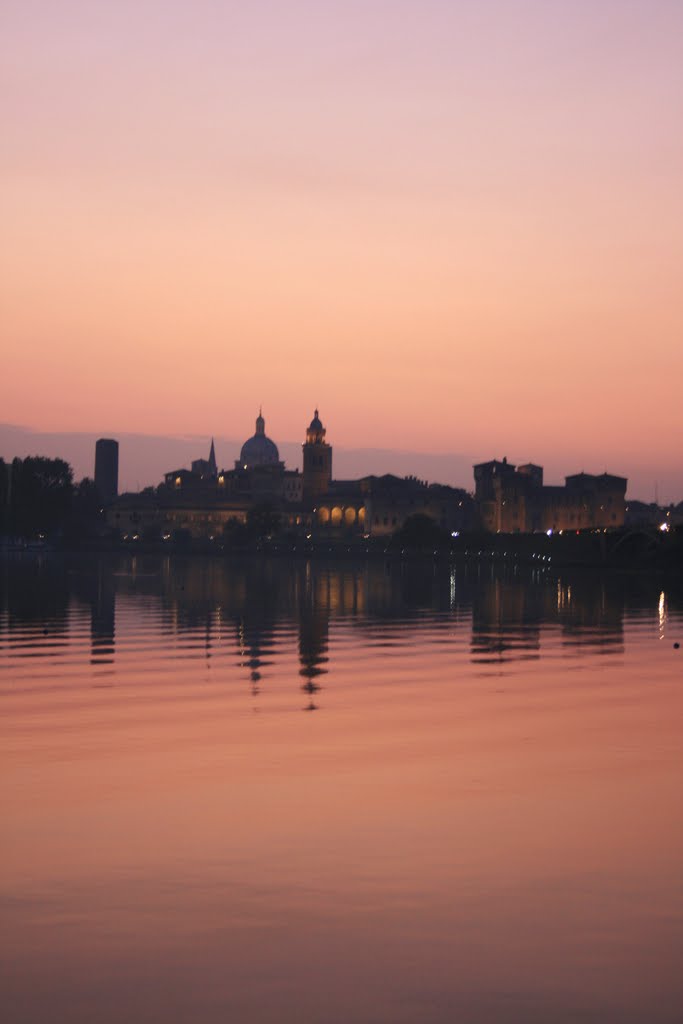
xmin=106 ymin=416 xmax=628 ymax=542
xmin=94 ymin=438 xmax=119 ymax=504
xmin=105 ymin=410 xmax=473 ymax=540
xmin=473 ymin=458 xmax=627 ymax=532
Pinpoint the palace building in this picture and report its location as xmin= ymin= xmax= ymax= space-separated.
xmin=474 ymin=458 xmax=627 ymax=533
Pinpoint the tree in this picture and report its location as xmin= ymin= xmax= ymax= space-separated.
xmin=247 ymin=502 xmax=281 ymax=539
xmin=73 ymin=477 xmax=101 ymax=518
xmin=61 ymin=477 xmax=105 ymax=545
xmin=392 ymin=513 xmax=450 ymax=551
xmin=0 ymin=459 xmax=9 ymax=534
xmin=223 ymin=517 xmax=249 ymax=547
xmin=6 ymin=457 xmax=74 ymax=538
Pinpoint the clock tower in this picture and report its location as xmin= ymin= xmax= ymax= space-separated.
xmin=302 ymin=409 xmax=332 ymax=502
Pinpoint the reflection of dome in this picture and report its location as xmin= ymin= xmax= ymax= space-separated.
xmin=239 ymin=411 xmax=280 ymax=468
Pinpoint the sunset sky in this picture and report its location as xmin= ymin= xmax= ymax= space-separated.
xmin=2 ymin=1 xmax=682 ymax=498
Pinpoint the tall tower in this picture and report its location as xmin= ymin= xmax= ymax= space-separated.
xmin=94 ymin=438 xmax=119 ymax=504
xmin=302 ymin=409 xmax=332 ymax=503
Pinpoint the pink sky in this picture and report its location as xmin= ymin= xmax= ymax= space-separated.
xmin=2 ymin=1 xmax=682 ymax=497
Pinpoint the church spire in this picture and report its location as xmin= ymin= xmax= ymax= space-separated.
xmin=208 ymin=437 xmax=217 ymax=475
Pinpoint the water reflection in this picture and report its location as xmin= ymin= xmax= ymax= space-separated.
xmin=90 ymin=564 xmax=116 ymax=665
xmin=0 ymin=554 xmax=680 ymax=698
xmin=298 ymin=562 xmax=330 ymax=710
xmin=555 ymin=574 xmax=625 ymax=652
xmin=2 ymin=553 xmax=682 ymax=1024
xmin=470 ymin=576 xmax=542 ymax=662
xmin=0 ymin=556 xmax=71 ymax=650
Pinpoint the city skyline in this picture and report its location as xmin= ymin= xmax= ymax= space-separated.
xmin=2 ymin=1 xmax=682 ymax=498
xmin=2 ymin=6 xmax=682 ymax=1021
xmin=0 ymin=415 xmax=679 ymax=504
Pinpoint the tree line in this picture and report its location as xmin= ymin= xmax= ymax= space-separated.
xmin=0 ymin=456 xmax=101 ymax=540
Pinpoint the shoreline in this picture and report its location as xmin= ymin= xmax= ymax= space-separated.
xmin=2 ymin=527 xmax=681 ymax=576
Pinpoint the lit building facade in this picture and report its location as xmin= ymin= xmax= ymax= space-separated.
xmin=474 ymin=459 xmax=627 ymax=533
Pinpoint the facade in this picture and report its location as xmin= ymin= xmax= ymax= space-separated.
xmin=474 ymin=459 xmax=627 ymax=533
xmin=109 ymin=491 xmax=251 ymax=541
xmin=94 ymin=438 xmax=119 ymax=504
xmin=311 ymin=474 xmax=472 ymax=538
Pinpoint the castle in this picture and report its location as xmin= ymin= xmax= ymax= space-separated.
xmin=474 ymin=459 xmax=627 ymax=534
xmin=106 ymin=411 xmax=626 ymax=540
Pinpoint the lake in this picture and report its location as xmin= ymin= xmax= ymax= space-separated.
xmin=1 ymin=554 xmax=682 ymax=1023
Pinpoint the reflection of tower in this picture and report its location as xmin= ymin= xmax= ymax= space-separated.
xmin=298 ymin=563 xmax=330 ymax=710
xmin=557 ymin=574 xmax=624 ymax=652
xmin=232 ymin=561 xmax=282 ymax=695
xmin=236 ymin=616 xmax=275 ymax=695
xmin=90 ymin=565 xmax=116 ymax=664
xmin=302 ymin=409 xmax=332 ymax=503
xmin=95 ymin=438 xmax=119 ymax=504
xmin=470 ymin=576 xmax=541 ymax=662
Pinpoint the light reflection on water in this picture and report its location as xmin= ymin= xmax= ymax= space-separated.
xmin=1 ymin=554 xmax=682 ymax=1024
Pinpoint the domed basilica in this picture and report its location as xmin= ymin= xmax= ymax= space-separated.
xmin=236 ymin=410 xmax=282 ymax=471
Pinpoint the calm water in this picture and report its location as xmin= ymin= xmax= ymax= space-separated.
xmin=1 ymin=554 xmax=682 ymax=1024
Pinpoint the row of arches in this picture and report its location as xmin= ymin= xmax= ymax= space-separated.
xmin=317 ymin=505 xmax=366 ymax=528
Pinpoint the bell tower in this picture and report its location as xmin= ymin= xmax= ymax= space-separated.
xmin=303 ymin=409 xmax=332 ymax=502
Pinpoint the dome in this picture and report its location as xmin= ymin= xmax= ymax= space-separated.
xmin=239 ymin=411 xmax=280 ymax=468
xmin=309 ymin=409 xmax=323 ymax=432
xmin=306 ymin=408 xmax=326 ymax=445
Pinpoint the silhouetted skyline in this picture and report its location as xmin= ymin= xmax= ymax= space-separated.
xmin=1 ymin=421 xmax=680 ymax=503
xmin=2 ymin=2 xmax=682 ymax=496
